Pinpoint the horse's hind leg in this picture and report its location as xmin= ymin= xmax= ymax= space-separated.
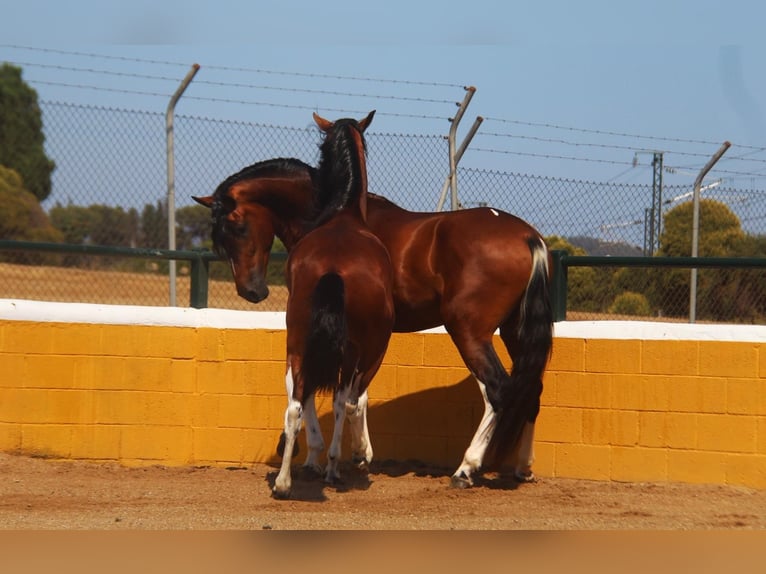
xmin=301 ymin=394 xmax=325 ymax=476
xmin=346 ymin=388 xmax=373 ymax=469
xmin=325 ymin=385 xmax=351 ymax=484
xmin=451 ymin=379 xmax=495 ymax=488
xmin=499 ymin=319 xmax=539 ymax=483
xmin=273 ymin=366 xmax=302 ymax=499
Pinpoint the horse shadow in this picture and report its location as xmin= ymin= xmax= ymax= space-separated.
xmin=263 ymin=374 xmax=522 ymax=500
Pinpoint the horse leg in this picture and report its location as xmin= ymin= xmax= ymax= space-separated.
xmin=273 ymin=366 xmax=303 ymax=499
xmin=514 ymin=421 xmax=537 ymax=482
xmin=442 ymin=322 xmax=508 ymax=488
xmin=325 ymin=385 xmax=351 ymax=485
xmin=499 ymin=319 xmax=541 ymax=482
xmin=451 ymin=379 xmax=495 ymax=488
xmin=301 ymin=394 xmax=325 ymax=476
xmin=346 ymin=388 xmax=373 ymax=469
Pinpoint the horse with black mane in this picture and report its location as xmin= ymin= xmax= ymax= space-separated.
xmin=194 ymin=122 xmax=552 ymax=490
xmin=197 ymin=111 xmax=393 ymax=499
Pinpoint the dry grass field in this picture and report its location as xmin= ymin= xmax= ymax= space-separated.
xmin=0 ymin=261 xmax=288 ymax=311
xmin=0 ymin=260 xmax=690 ymax=322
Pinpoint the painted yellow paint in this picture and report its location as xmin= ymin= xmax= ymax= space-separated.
xmin=1 ymin=318 xmax=765 ymax=489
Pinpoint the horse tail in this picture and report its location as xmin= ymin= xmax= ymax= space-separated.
xmin=485 ymin=235 xmax=553 ymax=468
xmin=301 ymin=272 xmax=348 ymax=394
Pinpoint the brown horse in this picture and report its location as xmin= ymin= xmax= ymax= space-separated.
xmin=194 ymin=146 xmax=552 ymax=490
xmin=198 ymin=111 xmax=394 ymax=499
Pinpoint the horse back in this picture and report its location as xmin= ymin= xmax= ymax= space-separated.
xmin=365 ymin=198 xmax=547 ymax=331
xmin=286 ymin=213 xmax=394 ymax=365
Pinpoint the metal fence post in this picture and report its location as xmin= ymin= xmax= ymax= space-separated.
xmin=166 ymin=63 xmax=200 ymax=307
xmin=189 ymin=254 xmax=210 ymax=309
xmin=550 ymin=250 xmax=568 ymax=321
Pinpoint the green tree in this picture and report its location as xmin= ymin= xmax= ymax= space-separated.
xmin=652 ymin=199 xmax=748 ymax=319
xmin=546 ymin=235 xmax=604 ymax=312
xmin=139 ymin=201 xmax=167 ymax=248
xmin=0 ymin=64 xmax=55 ymax=202
xmin=0 ymin=165 xmax=62 ymax=263
xmin=659 ymin=199 xmax=745 ymax=257
xmin=176 ymin=204 xmax=211 ymax=250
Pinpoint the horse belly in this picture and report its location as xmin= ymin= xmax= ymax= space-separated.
xmin=391 ymin=296 xmax=442 ymax=333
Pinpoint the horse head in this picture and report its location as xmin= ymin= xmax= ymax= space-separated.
xmin=194 ymin=158 xmax=319 ymax=304
xmin=192 ymin=189 xmax=272 ymax=303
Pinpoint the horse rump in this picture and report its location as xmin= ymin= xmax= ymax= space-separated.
xmin=484 ymin=236 xmax=553 ymax=469
xmin=300 ymin=272 xmax=348 ymax=393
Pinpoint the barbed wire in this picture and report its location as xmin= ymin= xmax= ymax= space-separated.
xmin=484 ymin=115 xmax=766 ymax=152
xmin=9 ymin=59 xmax=457 ymax=106
xmin=7 ymin=44 xmax=766 ymax=178
xmin=2 ymin=44 xmax=465 ymax=89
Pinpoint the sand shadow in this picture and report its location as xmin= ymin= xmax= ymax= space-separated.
xmin=277 ymin=374 xmax=525 ymax=495
xmin=262 ymin=461 xmax=373 ymax=502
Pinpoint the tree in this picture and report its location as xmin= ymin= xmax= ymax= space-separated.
xmin=0 ymin=165 xmax=62 ymax=263
xmin=659 ymin=198 xmax=745 ymax=257
xmin=652 ymin=199 xmax=748 ymax=319
xmin=139 ymin=201 xmax=167 ymax=248
xmin=0 ymin=64 xmax=55 ymax=202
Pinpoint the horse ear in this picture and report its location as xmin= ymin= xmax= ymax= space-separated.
xmin=358 ymin=110 xmax=376 ymax=132
xmin=192 ymin=195 xmax=214 ymax=208
xmin=313 ymin=112 xmax=334 ymax=132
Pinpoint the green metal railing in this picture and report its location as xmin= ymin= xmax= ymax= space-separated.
xmin=3 ymin=241 xmax=765 ymax=318
xmin=550 ymin=250 xmax=766 ymax=322
xmin=0 ymin=239 xmax=222 ymax=308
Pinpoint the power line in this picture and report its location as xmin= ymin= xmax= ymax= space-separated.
xmin=484 ymin=115 xmax=766 ymax=151
xmin=480 ymin=130 xmax=766 ymax=164
xmin=10 ymin=59 xmax=457 ymax=106
xmin=2 ymin=44 xmax=464 ymax=89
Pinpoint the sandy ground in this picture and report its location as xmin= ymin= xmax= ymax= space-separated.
xmin=1 ymin=452 xmax=765 ymax=530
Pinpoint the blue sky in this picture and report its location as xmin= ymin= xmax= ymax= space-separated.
xmin=1 ymin=0 xmax=765 ymax=188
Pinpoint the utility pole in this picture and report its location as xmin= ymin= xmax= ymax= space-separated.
xmin=650 ymin=152 xmax=664 ymax=254
xmin=634 ymin=150 xmax=664 ymax=255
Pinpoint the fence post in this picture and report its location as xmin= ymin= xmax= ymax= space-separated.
xmin=189 ymin=254 xmax=209 ymax=309
xmin=167 ymin=63 xmax=200 ymax=307
xmin=550 ymin=250 xmax=568 ymax=321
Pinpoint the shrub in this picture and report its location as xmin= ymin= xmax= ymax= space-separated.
xmin=609 ymin=291 xmax=652 ymax=317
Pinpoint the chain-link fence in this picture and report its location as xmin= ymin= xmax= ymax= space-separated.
xmin=2 ymin=100 xmax=766 ymax=322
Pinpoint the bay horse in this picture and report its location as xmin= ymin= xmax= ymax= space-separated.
xmin=194 ymin=138 xmax=552 ymax=491
xmin=198 ymin=111 xmax=394 ymax=499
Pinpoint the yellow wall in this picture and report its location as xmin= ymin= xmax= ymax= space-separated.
xmin=1 ymin=317 xmax=765 ymax=489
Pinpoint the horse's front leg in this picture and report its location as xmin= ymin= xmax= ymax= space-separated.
xmin=273 ymin=366 xmax=302 ymax=499
xmin=302 ymin=394 xmax=325 ymax=476
xmin=325 ymin=386 xmax=350 ymax=484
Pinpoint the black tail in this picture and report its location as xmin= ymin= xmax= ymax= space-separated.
xmin=301 ymin=272 xmax=347 ymax=394
xmin=485 ymin=236 xmax=553 ymax=468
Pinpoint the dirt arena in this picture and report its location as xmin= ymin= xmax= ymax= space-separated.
xmin=2 ymin=452 xmax=765 ymax=530
xmin=2 ymin=263 xmax=764 ymax=531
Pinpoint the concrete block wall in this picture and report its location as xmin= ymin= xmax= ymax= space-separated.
xmin=1 ymin=300 xmax=765 ymax=489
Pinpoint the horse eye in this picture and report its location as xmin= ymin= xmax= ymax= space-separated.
xmin=225 ymin=219 xmax=247 ymax=237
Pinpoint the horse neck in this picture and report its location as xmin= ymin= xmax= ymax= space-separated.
xmin=317 ymin=126 xmax=369 ymax=223
xmin=245 ymin=176 xmax=315 ymax=249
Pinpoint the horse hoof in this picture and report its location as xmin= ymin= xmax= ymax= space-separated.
xmin=271 ymin=486 xmax=291 ymax=500
xmin=352 ymin=455 xmax=370 ymax=470
xmin=514 ymin=469 xmax=537 ymax=483
xmin=276 ymin=432 xmax=300 ymax=458
xmin=299 ymin=464 xmax=323 ymax=479
xmin=449 ymin=473 xmax=473 ymax=489
xmin=324 ymin=474 xmax=343 ymax=486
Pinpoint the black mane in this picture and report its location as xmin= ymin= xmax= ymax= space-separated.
xmin=209 ymin=157 xmax=316 ymax=256
xmin=213 ymin=157 xmax=313 ymax=198
xmin=313 ymin=118 xmax=368 ymax=226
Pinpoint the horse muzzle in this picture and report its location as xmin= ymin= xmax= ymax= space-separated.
xmin=237 ymin=281 xmax=270 ymax=303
